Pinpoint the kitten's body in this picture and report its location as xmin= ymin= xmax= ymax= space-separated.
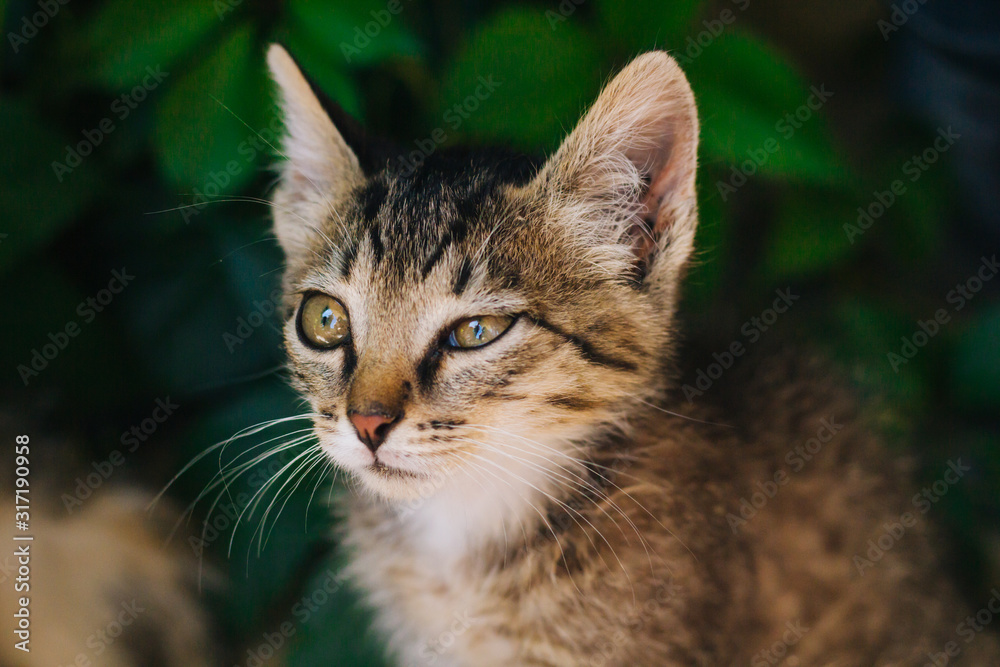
xmin=344 ymin=354 xmax=991 ymax=666
xmin=265 ymin=46 xmax=999 ymax=665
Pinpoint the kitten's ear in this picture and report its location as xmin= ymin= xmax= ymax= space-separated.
xmin=267 ymin=44 xmax=364 ymax=257
xmin=532 ymin=51 xmax=699 ymax=290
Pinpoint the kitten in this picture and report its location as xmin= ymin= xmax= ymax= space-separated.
xmin=266 ymin=44 xmax=999 ymax=665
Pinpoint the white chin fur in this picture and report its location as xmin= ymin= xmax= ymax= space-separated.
xmin=324 ymin=422 xmax=593 ymax=559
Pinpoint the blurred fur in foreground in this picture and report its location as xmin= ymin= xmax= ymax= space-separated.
xmin=0 ymin=424 xmax=215 ymax=667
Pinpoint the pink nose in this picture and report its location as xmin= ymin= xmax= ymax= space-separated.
xmin=349 ymin=412 xmax=399 ymax=452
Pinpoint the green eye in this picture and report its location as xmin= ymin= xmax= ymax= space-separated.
xmin=447 ymin=315 xmax=514 ymax=349
xmin=298 ymin=294 xmax=350 ymax=349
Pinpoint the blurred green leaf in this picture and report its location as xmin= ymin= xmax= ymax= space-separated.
xmin=436 ymin=7 xmax=603 ymax=151
xmin=593 ymin=0 xmax=703 ymax=53
xmin=950 ymin=306 xmax=1000 ymax=414
xmin=287 ymin=0 xmax=422 ymax=68
xmin=59 ymin=0 xmax=221 ymax=90
xmin=153 ymin=23 xmax=269 ymax=197
xmin=0 ymin=98 xmax=103 ymax=273
xmin=687 ymin=31 xmax=847 ymax=186
xmin=761 ymin=187 xmax=858 ymax=279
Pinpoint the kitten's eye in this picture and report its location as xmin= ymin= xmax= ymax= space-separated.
xmin=298 ymin=294 xmax=350 ymax=349
xmin=447 ymin=315 xmax=514 ymax=349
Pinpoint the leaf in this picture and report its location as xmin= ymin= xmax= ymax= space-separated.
xmin=57 ymin=0 xmax=222 ymax=90
xmin=685 ymin=31 xmax=847 ymax=187
xmin=153 ymin=24 xmax=271 ymax=198
xmin=286 ymin=0 xmax=422 ymax=68
xmin=435 ymin=7 xmax=603 ymax=151
xmin=761 ymin=187 xmax=859 ymax=279
xmin=593 ymin=0 xmax=703 ymax=53
xmin=950 ymin=306 xmax=1000 ymax=414
xmin=0 ymin=98 xmax=103 ymax=273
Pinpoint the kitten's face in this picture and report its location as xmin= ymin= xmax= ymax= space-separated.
xmin=282 ymin=160 xmax=665 ymax=500
xmin=268 ymin=46 xmax=699 ymax=502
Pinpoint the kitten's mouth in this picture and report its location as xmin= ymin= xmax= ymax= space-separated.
xmin=368 ymin=459 xmax=424 ymax=480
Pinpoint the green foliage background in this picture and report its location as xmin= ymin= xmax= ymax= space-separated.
xmin=1 ymin=0 xmax=997 ymax=664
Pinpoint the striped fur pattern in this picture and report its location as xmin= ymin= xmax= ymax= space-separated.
xmin=267 ymin=45 xmax=998 ymax=665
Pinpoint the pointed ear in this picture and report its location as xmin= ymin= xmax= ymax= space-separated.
xmin=266 ymin=44 xmax=365 ymax=259
xmin=531 ymin=51 xmax=699 ymax=292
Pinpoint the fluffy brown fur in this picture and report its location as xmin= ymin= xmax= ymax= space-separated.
xmin=267 ymin=44 xmax=999 ymax=665
xmin=0 ymin=491 xmax=215 ymax=667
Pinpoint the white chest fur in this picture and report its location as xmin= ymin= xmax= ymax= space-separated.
xmin=341 ymin=460 xmax=565 ymax=666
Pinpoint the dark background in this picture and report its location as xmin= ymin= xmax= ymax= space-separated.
xmin=1 ymin=0 xmax=998 ymax=664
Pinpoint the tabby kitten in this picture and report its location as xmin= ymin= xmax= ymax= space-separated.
xmin=266 ymin=44 xmax=998 ymax=665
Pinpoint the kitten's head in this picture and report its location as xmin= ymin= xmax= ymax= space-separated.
xmin=267 ymin=45 xmax=699 ymax=502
